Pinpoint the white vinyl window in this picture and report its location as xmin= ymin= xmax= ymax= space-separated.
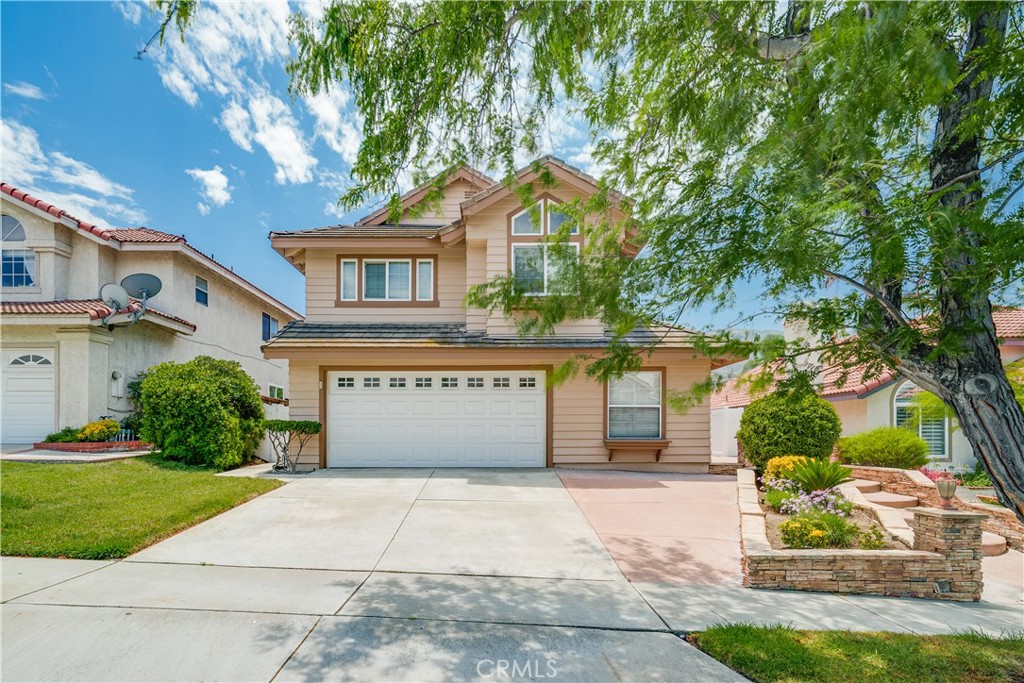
xmin=511 ymin=243 xmax=580 ymax=295
xmin=268 ymin=384 xmax=285 ymax=400
xmin=340 ymin=260 xmax=358 ymax=301
xmin=363 ymin=259 xmax=411 ymax=301
xmin=195 ymin=275 xmax=209 ymax=306
xmin=608 ymin=371 xmax=663 ymax=439
xmin=510 ymin=199 xmax=577 ymax=235
xmin=416 ymin=259 xmax=434 ymax=301
xmin=2 ymin=214 xmax=36 ymax=288
xmin=893 ymin=381 xmax=948 ymax=458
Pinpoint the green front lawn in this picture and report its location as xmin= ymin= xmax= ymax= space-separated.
xmin=1 ymin=455 xmax=281 ymax=559
xmin=692 ymin=625 xmax=1024 ymax=683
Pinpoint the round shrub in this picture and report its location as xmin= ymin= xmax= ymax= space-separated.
xmin=138 ymin=356 xmax=263 ymax=470
xmin=77 ymin=419 xmax=120 ymax=442
xmin=835 ymin=426 xmax=930 ymax=470
xmin=737 ymin=392 xmax=842 ymax=471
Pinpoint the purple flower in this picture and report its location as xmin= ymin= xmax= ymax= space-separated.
xmin=779 ymin=488 xmax=853 ymax=517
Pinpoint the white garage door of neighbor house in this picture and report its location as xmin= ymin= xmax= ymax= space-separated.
xmin=327 ymin=370 xmax=546 ymax=467
xmin=1 ymin=350 xmax=56 ymax=444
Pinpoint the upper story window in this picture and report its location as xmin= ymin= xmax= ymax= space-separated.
xmin=608 ymin=371 xmax=663 ymax=439
xmin=893 ymin=381 xmax=948 ymax=459
xmin=337 ymin=256 xmax=437 ymax=307
xmin=512 ymin=243 xmax=580 ymax=295
xmin=262 ymin=312 xmax=279 ymax=341
xmin=510 ymin=198 xmax=578 ymax=236
xmin=195 ymin=275 xmax=209 ymax=306
xmin=2 ymin=214 xmax=36 ymax=288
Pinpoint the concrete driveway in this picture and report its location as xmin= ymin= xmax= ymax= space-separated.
xmin=1 ymin=468 xmax=743 ymax=682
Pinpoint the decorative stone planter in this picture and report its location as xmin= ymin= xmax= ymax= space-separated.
xmin=737 ymin=469 xmax=988 ymax=602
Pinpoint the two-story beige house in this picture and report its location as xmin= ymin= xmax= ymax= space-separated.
xmin=264 ymin=157 xmax=734 ymax=471
xmin=0 ymin=184 xmax=300 ymax=445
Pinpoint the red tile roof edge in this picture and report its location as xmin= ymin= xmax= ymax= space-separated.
xmin=2 ymin=183 xmax=299 ymax=320
xmin=1 ymin=299 xmax=196 ymax=332
xmin=713 ymin=310 xmax=1024 ymax=409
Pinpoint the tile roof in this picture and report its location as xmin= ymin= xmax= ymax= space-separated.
xmin=355 ymin=165 xmax=496 ymax=226
xmin=107 ymin=227 xmax=185 ymax=243
xmin=460 ymin=155 xmax=630 ymax=210
xmin=712 ymin=308 xmax=1024 ymax=409
xmin=2 ymin=183 xmax=115 ymax=240
xmin=269 ymin=224 xmax=446 ymax=239
xmin=1 ymin=183 xmax=299 ymax=320
xmin=268 ymin=321 xmax=701 ymax=349
xmin=1 ymin=299 xmax=196 ymax=331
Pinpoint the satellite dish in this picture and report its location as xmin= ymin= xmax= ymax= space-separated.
xmin=121 ymin=273 xmax=162 ymax=299
xmin=99 ymin=283 xmax=130 ymax=311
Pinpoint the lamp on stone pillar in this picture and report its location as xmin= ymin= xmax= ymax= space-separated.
xmin=936 ymin=478 xmax=958 ymax=509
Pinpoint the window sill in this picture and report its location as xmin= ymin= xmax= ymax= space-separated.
xmin=335 ymin=299 xmax=440 ymax=308
xmin=604 ymin=438 xmax=672 ymax=462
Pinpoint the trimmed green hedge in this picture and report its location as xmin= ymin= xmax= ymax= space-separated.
xmin=836 ymin=426 xmax=931 ymax=469
xmin=737 ymin=391 xmax=841 ymax=471
xmin=138 ymin=356 xmax=263 ymax=470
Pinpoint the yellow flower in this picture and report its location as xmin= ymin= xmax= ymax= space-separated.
xmin=809 ymin=529 xmax=826 ymax=538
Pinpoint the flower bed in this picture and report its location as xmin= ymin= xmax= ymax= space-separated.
xmin=738 ymin=468 xmax=987 ymax=601
xmin=32 ymin=441 xmax=151 ymax=453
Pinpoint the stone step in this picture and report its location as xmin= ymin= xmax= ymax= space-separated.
xmin=848 ymin=478 xmax=882 ymax=494
xmin=902 ymin=509 xmax=915 ymax=523
xmin=863 ymin=491 xmax=920 ymax=508
xmin=982 ymin=531 xmax=1008 ymax=557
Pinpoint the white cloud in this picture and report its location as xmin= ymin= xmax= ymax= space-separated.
xmin=3 ymin=81 xmax=48 ymax=100
xmin=127 ymin=2 xmax=341 ymax=187
xmin=1 ymin=119 xmax=145 ymax=227
xmin=249 ymin=93 xmax=317 ymax=184
xmin=305 ymin=88 xmax=360 ymax=164
xmin=322 ymin=200 xmax=347 ymax=219
xmin=185 ymin=165 xmax=233 ymax=207
xmin=197 ymin=202 xmax=211 ymax=216
xmin=220 ymin=100 xmax=253 ymax=151
xmin=160 ymin=68 xmax=199 ymax=107
xmin=50 ymin=152 xmax=134 ymax=198
xmin=113 ymin=0 xmax=143 ymax=26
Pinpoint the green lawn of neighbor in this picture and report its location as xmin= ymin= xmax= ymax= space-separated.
xmin=692 ymin=624 xmax=1024 ymax=683
xmin=1 ymin=455 xmax=281 ymax=559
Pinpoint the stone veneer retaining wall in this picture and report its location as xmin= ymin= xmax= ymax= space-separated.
xmin=738 ymin=469 xmax=986 ymax=601
xmin=849 ymin=465 xmax=1024 ymax=553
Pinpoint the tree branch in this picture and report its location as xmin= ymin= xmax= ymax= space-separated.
xmin=820 ymin=269 xmax=910 ymax=326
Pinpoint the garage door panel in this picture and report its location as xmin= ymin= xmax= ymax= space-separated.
xmin=2 ymin=350 xmax=56 ymax=444
xmin=327 ymin=370 xmax=545 ymax=468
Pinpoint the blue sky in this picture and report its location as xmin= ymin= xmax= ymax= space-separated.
xmin=1 ymin=1 xmax=764 ymax=328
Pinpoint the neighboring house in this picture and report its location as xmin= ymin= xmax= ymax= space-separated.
xmin=0 ymin=184 xmax=301 ymax=446
xmin=263 ymin=157 xmax=736 ymax=471
xmin=711 ymin=309 xmax=1024 ymax=470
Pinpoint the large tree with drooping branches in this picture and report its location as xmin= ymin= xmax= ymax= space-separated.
xmin=156 ymin=0 xmax=1024 ymax=518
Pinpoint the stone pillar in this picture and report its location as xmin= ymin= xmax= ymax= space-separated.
xmin=55 ymin=327 xmax=112 ymax=428
xmin=912 ymin=508 xmax=987 ymax=601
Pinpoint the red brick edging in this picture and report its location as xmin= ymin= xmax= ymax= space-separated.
xmin=32 ymin=441 xmax=151 ymax=453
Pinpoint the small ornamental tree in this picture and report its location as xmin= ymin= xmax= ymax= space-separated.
xmin=138 ymin=356 xmax=264 ymax=470
xmin=737 ymin=391 xmax=842 ymax=472
xmin=265 ymin=420 xmax=321 ymax=473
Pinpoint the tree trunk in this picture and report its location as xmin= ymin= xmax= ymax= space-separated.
xmin=899 ymin=329 xmax=1024 ymax=521
xmin=904 ymin=5 xmax=1024 ymax=521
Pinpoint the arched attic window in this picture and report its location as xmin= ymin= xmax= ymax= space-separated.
xmin=1 ymin=214 xmax=36 ymax=288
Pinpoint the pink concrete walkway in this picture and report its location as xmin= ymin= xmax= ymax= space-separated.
xmin=558 ymin=470 xmax=743 ymax=586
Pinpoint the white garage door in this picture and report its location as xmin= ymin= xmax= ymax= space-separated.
xmin=1 ymin=350 xmax=56 ymax=444
xmin=327 ymin=370 xmax=546 ymax=467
